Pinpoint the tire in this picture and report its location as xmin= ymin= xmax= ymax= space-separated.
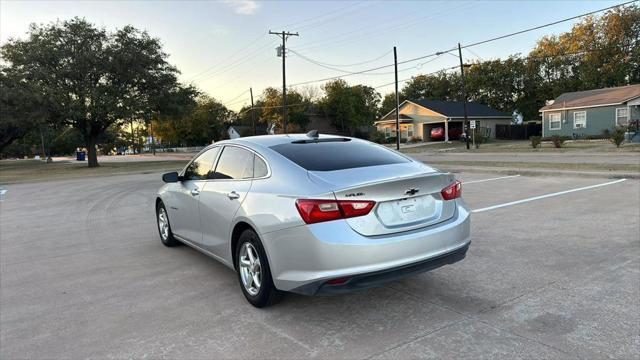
xmin=235 ymin=229 xmax=282 ymax=308
xmin=156 ymin=201 xmax=180 ymax=247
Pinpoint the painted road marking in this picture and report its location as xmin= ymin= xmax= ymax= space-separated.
xmin=472 ymin=178 xmax=627 ymax=213
xmin=464 ymin=175 xmax=520 ymax=184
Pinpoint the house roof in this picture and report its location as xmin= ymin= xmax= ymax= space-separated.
xmin=539 ymin=84 xmax=640 ymax=111
xmin=411 ymin=99 xmax=511 ymax=118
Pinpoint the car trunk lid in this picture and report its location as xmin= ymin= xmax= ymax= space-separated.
xmin=308 ymin=163 xmax=457 ymax=236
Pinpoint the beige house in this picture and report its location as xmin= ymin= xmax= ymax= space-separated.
xmin=375 ymin=100 xmax=512 ymax=141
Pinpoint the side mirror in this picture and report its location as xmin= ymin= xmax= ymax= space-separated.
xmin=162 ymin=171 xmax=180 ymax=183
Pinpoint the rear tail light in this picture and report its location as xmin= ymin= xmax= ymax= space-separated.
xmin=441 ymin=180 xmax=462 ymax=200
xmin=295 ymin=199 xmax=376 ymax=224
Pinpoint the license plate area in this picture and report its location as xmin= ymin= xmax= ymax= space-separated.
xmin=375 ymin=195 xmax=440 ymax=228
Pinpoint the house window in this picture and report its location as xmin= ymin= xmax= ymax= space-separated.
xmin=384 ymin=127 xmax=393 ymax=138
xmin=407 ymin=124 xmax=414 ymax=138
xmin=573 ymin=111 xmax=587 ymax=129
xmin=548 ymin=113 xmax=561 ymax=130
xmin=616 ymin=108 xmax=629 ymax=126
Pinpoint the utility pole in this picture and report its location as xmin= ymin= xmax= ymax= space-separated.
xmin=394 ymin=46 xmax=400 ymax=151
xmin=269 ymin=30 xmax=298 ymax=134
xmin=458 ymin=43 xmax=471 ymax=150
xmin=250 ymin=87 xmax=256 ymax=135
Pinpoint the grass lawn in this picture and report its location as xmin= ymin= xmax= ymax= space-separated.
xmin=0 ymin=159 xmax=188 ymax=184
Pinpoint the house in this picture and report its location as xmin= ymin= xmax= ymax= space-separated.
xmin=374 ymin=100 xmax=512 ymax=141
xmin=539 ymin=84 xmax=640 ymax=138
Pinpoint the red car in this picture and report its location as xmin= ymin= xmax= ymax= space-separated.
xmin=430 ymin=127 xmax=463 ymax=140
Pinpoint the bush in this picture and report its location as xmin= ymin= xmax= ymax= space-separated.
xmin=386 ymin=136 xmax=397 ymax=144
xmin=550 ymin=135 xmax=566 ymax=148
xmin=601 ymin=129 xmax=611 ymax=139
xmin=400 ymin=137 xmax=408 ymax=144
xmin=610 ymin=127 xmax=625 ymax=148
xmin=368 ymin=131 xmax=386 ymax=144
xmin=530 ymin=136 xmax=541 ymax=149
xmin=409 ymin=136 xmax=422 ymax=143
xmin=471 ymin=131 xmax=486 ymax=147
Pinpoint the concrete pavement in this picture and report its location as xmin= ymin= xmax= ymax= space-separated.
xmin=1 ymin=172 xmax=638 ymax=359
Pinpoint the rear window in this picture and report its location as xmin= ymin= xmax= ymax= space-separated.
xmin=270 ymin=140 xmax=410 ymax=171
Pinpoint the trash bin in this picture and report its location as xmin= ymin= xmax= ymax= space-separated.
xmin=76 ymin=151 xmax=86 ymax=161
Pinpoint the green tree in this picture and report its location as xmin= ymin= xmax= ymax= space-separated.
xmin=380 ymin=93 xmax=399 ymax=117
xmin=320 ymin=79 xmax=380 ymax=135
xmin=259 ymin=87 xmax=309 ymax=132
xmin=0 ymin=69 xmax=46 ymax=153
xmin=1 ymin=18 xmax=190 ymax=167
xmin=153 ymin=96 xmax=229 ymax=146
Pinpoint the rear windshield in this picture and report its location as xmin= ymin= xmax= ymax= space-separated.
xmin=270 ymin=140 xmax=410 ymax=171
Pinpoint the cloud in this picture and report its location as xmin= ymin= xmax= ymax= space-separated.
xmin=223 ymin=0 xmax=260 ymax=15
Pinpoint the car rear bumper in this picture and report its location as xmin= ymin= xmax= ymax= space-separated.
xmin=293 ymin=241 xmax=469 ymax=295
xmin=261 ymin=199 xmax=471 ymax=294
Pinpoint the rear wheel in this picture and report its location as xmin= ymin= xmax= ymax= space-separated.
xmin=235 ymin=229 xmax=282 ymax=307
xmin=156 ymin=201 xmax=180 ymax=247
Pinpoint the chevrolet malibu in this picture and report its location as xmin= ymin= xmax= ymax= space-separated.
xmin=156 ymin=133 xmax=470 ymax=307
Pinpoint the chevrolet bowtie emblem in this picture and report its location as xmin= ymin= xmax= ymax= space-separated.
xmin=405 ymin=188 xmax=420 ymax=196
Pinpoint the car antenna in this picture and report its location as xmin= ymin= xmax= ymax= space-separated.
xmin=306 ymin=130 xmax=319 ymax=138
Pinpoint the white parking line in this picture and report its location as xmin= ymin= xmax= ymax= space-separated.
xmin=472 ymin=178 xmax=627 ymax=213
xmin=464 ymin=175 xmax=520 ymax=184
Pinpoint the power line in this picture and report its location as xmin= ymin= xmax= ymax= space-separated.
xmin=373 ymin=47 xmax=623 ymax=90
xmin=462 ymin=0 xmax=637 ymax=50
xmin=286 ymin=1 xmax=635 ymax=87
xmin=289 ymin=49 xmax=392 ymax=68
xmin=186 ymin=33 xmax=269 ymax=82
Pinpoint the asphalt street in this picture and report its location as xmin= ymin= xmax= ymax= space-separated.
xmin=1 ymin=170 xmax=638 ymax=359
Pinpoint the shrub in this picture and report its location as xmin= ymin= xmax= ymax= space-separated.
xmin=530 ymin=136 xmax=541 ymax=149
xmin=368 ymin=131 xmax=386 ymax=144
xmin=386 ymin=136 xmax=397 ymax=144
xmin=610 ymin=127 xmax=626 ymax=148
xmin=550 ymin=135 xmax=566 ymax=148
xmin=471 ymin=131 xmax=486 ymax=147
xmin=601 ymin=129 xmax=611 ymax=139
xmin=400 ymin=137 xmax=408 ymax=144
xmin=409 ymin=136 xmax=422 ymax=143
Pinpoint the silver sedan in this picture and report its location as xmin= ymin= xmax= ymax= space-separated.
xmin=156 ymin=133 xmax=470 ymax=307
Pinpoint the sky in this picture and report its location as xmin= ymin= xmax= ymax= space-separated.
xmin=0 ymin=0 xmax=628 ymax=110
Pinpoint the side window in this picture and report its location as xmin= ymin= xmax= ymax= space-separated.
xmin=212 ymin=146 xmax=254 ymax=180
xmin=254 ymin=156 xmax=268 ymax=178
xmin=183 ymin=147 xmax=220 ymax=180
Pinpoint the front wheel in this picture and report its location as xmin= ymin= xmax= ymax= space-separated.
xmin=235 ymin=229 xmax=282 ymax=307
xmin=156 ymin=201 xmax=180 ymax=247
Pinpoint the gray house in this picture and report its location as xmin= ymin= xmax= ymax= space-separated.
xmin=539 ymin=84 xmax=640 ymax=138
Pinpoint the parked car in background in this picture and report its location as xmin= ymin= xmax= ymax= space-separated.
xmin=155 ymin=133 xmax=471 ymax=307
xmin=430 ymin=127 xmax=463 ymax=140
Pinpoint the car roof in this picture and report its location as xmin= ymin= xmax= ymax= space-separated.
xmin=222 ymin=133 xmax=351 ymax=148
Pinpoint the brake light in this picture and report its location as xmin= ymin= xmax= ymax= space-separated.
xmin=441 ymin=180 xmax=462 ymax=200
xmin=295 ymin=199 xmax=376 ymax=224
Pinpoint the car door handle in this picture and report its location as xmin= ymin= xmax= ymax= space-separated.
xmin=227 ymin=191 xmax=240 ymax=200
xmin=190 ymin=188 xmax=200 ymax=196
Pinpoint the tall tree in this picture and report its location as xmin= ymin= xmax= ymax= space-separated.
xmin=259 ymin=87 xmax=309 ymax=132
xmin=0 ymin=69 xmax=47 ymax=152
xmin=320 ymin=79 xmax=381 ymax=134
xmin=1 ymin=18 xmax=190 ymax=166
xmin=152 ymin=96 xmax=228 ymax=146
